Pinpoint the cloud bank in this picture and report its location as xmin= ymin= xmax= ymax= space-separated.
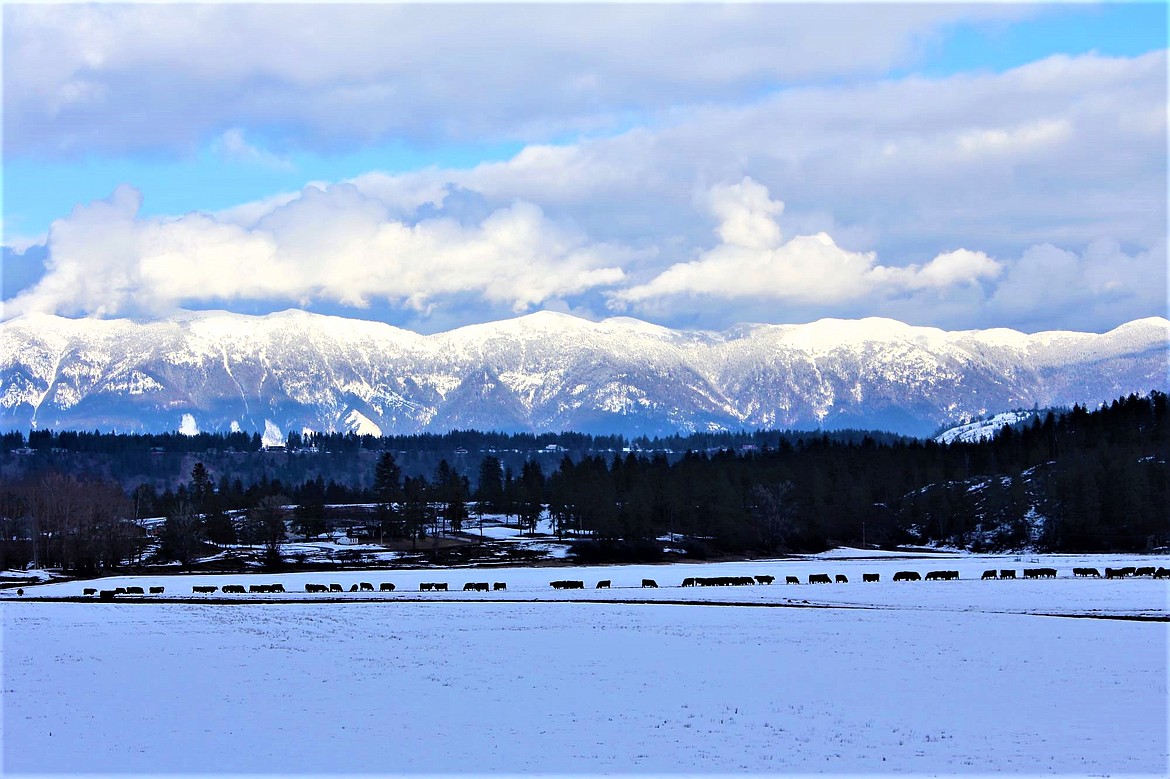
xmin=2 ymin=4 xmax=1165 ymax=334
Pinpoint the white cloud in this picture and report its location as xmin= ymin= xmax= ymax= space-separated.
xmin=612 ymin=178 xmax=1002 ymax=309
xmin=2 ymin=3 xmax=1036 ymax=156
xmin=4 ymin=184 xmax=628 ymax=318
xmin=213 ymin=128 xmax=293 ymax=170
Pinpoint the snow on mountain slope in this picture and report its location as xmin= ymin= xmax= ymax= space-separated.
xmin=934 ymin=411 xmax=1038 ymax=444
xmin=1 ymin=310 xmax=1166 ymax=437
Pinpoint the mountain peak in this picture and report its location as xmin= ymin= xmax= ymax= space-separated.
xmin=2 ymin=311 xmax=1166 ymax=437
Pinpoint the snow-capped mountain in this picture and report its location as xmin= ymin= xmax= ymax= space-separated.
xmin=1 ymin=310 xmax=1166 ymax=438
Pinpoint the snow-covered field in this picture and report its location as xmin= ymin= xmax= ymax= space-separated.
xmin=3 ymin=553 xmax=1168 ymax=775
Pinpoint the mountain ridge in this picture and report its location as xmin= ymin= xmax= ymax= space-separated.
xmin=2 ymin=309 xmax=1167 ymax=438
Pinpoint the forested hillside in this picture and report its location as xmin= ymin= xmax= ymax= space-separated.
xmin=1 ymin=392 xmax=1165 ymax=572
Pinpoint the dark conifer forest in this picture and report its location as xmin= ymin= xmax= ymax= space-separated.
xmin=1 ymin=392 xmax=1165 ymax=572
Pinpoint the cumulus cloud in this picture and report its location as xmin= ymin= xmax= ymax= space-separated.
xmin=611 ymin=178 xmax=1002 ymax=309
xmin=4 ymin=184 xmax=627 ymax=318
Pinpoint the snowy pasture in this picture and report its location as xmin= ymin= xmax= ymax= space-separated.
xmin=3 ymin=553 xmax=1168 ymax=775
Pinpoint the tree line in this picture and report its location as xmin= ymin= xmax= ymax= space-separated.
xmin=0 ymin=392 xmax=1165 ymax=572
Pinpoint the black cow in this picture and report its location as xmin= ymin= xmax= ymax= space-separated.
xmin=330 ymin=584 xmax=343 ymax=592
xmin=982 ymin=569 xmax=997 ymax=580
xmin=192 ymin=586 xmax=218 ymax=594
xmin=754 ymin=575 xmax=775 ymax=585
xmin=834 ymin=575 xmax=848 ymax=584
xmin=83 ymin=588 xmax=98 ymax=596
xmin=863 ymin=573 xmax=879 ymax=583
xmin=349 ymin=584 xmax=359 ymax=592
xmin=1000 ymin=569 xmax=1016 ymax=579
xmin=785 ymin=576 xmax=800 ymax=585
xmin=551 ymin=580 xmax=585 ymax=589
xmin=380 ymin=582 xmax=395 ymax=592
xmin=596 ymin=580 xmax=611 ymax=589
xmin=681 ymin=577 xmax=696 ymax=587
xmin=420 ymin=583 xmax=434 ymax=591
xmin=1154 ymin=567 xmax=1170 ymax=579
xmin=892 ymin=571 xmax=920 ymax=582
xmin=1105 ymin=567 xmax=1124 ymax=579
xmin=435 ymin=583 xmax=449 ymax=591
xmin=99 ymin=590 xmax=115 ymax=600
xmin=493 ymin=582 xmax=506 ymax=591
xmin=149 ymin=586 xmax=165 ymax=594
xmin=248 ymin=585 xmax=266 ymax=593
xmin=305 ymin=584 xmax=328 ymax=593
xmin=924 ymin=571 xmax=946 ymax=581
xmin=115 ymin=587 xmax=127 ymax=594
xmin=359 ymin=582 xmax=374 ymax=592
xmin=271 ymin=583 xmax=285 ymax=593
xmin=125 ymin=586 xmax=145 ymax=595
xmin=642 ymin=579 xmax=658 ymax=588
xmin=809 ymin=574 xmax=831 ymax=584
xmin=1134 ymin=567 xmax=1156 ymax=577
xmin=1074 ymin=568 xmax=1101 ymax=577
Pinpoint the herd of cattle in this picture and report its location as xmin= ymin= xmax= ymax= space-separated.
xmin=75 ymin=564 xmax=1170 ymax=600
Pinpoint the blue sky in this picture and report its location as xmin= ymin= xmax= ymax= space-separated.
xmin=3 ymin=2 xmax=1166 ymax=334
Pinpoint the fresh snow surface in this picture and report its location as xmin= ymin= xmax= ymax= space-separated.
xmin=4 ymin=554 xmax=1167 ymax=776
xmin=935 ymin=410 xmax=1036 ymax=444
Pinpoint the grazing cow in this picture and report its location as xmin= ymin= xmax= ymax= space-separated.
xmin=1105 ymin=567 xmax=1124 ymax=579
xmin=809 ymin=574 xmax=832 ymax=584
xmin=99 ymin=590 xmax=115 ymax=600
xmin=149 ymin=586 xmax=164 ymax=594
xmin=329 ymin=584 xmax=343 ymax=592
xmin=349 ymin=584 xmax=359 ymax=592
xmin=125 ymin=586 xmax=145 ymax=595
xmin=420 ymin=583 xmax=434 ymax=591
xmin=551 ymin=580 xmax=585 ymax=589
xmin=463 ymin=582 xmax=490 ymax=592
xmin=754 ymin=575 xmax=775 ymax=585
xmin=1134 ymin=567 xmax=1156 ymax=577
xmin=435 ymin=583 xmax=449 ymax=591
xmin=596 ymin=580 xmax=611 ymax=589
xmin=892 ymin=571 xmax=921 ymax=582
xmin=681 ymin=577 xmax=696 ymax=587
xmin=1022 ymin=569 xmax=1040 ymax=579
xmin=16 ymin=588 xmax=23 ymax=596
xmin=1073 ymin=568 xmax=1101 ymax=578
xmin=1154 ymin=567 xmax=1170 ymax=579
xmin=359 ymin=582 xmax=374 ymax=592
xmin=305 ymin=584 xmax=327 ymax=593
xmin=863 ymin=573 xmax=879 ymax=583
xmin=248 ymin=585 xmax=266 ymax=593
xmin=642 ymin=579 xmax=658 ymax=588
xmin=271 ymin=583 xmax=285 ymax=593
xmin=493 ymin=582 xmax=506 ymax=591
xmin=1000 ymin=569 xmax=1016 ymax=579
xmin=835 ymin=575 xmax=848 ymax=584
xmin=1120 ymin=567 xmax=1137 ymax=577
xmin=380 ymin=582 xmax=395 ymax=592
xmin=924 ymin=571 xmax=945 ymax=581
xmin=982 ymin=570 xmax=997 ymax=580
xmin=83 ymin=588 xmax=97 ymax=596
xmin=192 ymin=586 xmax=218 ymax=594
xmin=1038 ymin=568 xmax=1056 ymax=579
xmin=115 ymin=587 xmax=127 ymax=594
xmin=785 ymin=576 xmax=800 ymax=585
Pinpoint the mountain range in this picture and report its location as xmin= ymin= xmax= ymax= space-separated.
xmin=1 ymin=310 xmax=1166 ymax=438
